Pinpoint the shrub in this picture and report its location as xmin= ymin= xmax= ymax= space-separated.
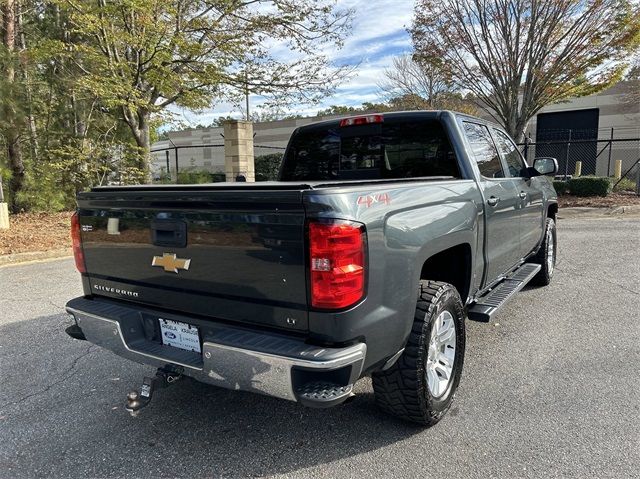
xmin=613 ymin=177 xmax=636 ymax=193
xmin=177 ymin=169 xmax=214 ymax=184
xmin=553 ymin=181 xmax=569 ymax=195
xmin=153 ymin=171 xmax=172 ymax=184
xmin=255 ymin=153 xmax=283 ymax=181
xmin=566 ymin=176 xmax=612 ymax=197
xmin=11 ymin=161 xmax=77 ymax=212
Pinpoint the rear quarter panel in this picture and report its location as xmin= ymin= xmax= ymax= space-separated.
xmin=304 ymin=179 xmax=483 ymax=372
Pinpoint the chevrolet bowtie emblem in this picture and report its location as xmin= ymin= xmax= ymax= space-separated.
xmin=152 ymin=253 xmax=191 ymax=273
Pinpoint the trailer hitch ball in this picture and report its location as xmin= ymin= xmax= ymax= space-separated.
xmin=126 ymin=391 xmax=142 ymax=417
xmin=125 ymin=365 xmax=183 ymax=417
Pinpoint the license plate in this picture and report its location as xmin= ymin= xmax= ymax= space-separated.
xmin=159 ymin=318 xmax=201 ymax=354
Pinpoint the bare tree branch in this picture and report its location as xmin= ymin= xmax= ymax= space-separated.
xmin=412 ymin=0 xmax=640 ymax=141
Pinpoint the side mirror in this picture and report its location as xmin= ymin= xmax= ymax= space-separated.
xmin=533 ymin=157 xmax=558 ymax=176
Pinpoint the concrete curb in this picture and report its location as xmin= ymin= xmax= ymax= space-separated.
xmin=0 ymin=249 xmax=72 ymax=268
xmin=610 ymin=205 xmax=640 ymax=216
xmin=558 ymin=205 xmax=640 ymax=219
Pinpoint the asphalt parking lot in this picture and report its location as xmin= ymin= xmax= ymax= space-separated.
xmin=1 ymin=216 xmax=638 ymax=478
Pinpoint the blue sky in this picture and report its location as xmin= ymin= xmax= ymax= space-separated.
xmin=324 ymin=0 xmax=415 ymax=106
xmin=179 ymin=0 xmax=415 ymax=126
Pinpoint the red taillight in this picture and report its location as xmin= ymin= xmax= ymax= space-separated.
xmin=71 ymin=213 xmax=86 ymax=273
xmin=309 ymin=221 xmax=366 ymax=309
xmin=339 ymin=114 xmax=383 ymax=127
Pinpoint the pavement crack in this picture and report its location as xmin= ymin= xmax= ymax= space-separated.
xmin=555 ymin=266 xmax=640 ymax=296
xmin=608 ymin=282 xmax=640 ymax=296
xmin=49 ymin=301 xmax=67 ymax=312
xmin=0 ymin=345 xmax=97 ymax=410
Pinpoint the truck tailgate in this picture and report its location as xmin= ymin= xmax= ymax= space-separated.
xmin=76 ymin=186 xmax=309 ymax=332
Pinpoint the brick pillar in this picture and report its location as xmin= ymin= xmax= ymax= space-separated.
xmin=223 ymin=120 xmax=255 ymax=182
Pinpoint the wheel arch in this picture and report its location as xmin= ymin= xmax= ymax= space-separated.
xmin=419 ymin=243 xmax=472 ymax=304
xmin=548 ymin=201 xmax=558 ymax=221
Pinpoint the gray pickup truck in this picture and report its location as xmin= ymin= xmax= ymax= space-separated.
xmin=65 ymin=111 xmax=558 ymax=426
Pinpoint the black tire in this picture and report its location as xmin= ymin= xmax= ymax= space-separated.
xmin=530 ymin=218 xmax=556 ymax=286
xmin=372 ymin=281 xmax=465 ymax=426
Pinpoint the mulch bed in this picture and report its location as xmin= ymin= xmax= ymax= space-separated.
xmin=0 ymin=211 xmax=74 ymax=255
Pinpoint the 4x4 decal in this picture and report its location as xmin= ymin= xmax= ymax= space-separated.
xmin=357 ymin=193 xmax=391 ymax=208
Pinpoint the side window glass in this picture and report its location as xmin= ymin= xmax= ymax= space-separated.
xmin=494 ymin=129 xmax=526 ymax=178
xmin=463 ymin=122 xmax=504 ymax=178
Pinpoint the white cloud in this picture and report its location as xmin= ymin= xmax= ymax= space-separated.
xmin=169 ymin=0 xmax=415 ymax=125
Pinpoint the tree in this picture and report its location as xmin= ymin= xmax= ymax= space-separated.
xmin=378 ymin=54 xmax=478 ymax=114
xmin=617 ymin=54 xmax=640 ymax=117
xmin=1 ymin=1 xmax=153 ymax=212
xmin=1 ymin=0 xmax=25 ymax=211
xmin=378 ymin=54 xmax=449 ymax=109
xmin=316 ymin=105 xmax=361 ymax=116
xmin=204 ymin=116 xmax=236 ymax=128
xmin=360 ymin=101 xmax=391 ymax=112
xmin=59 ymin=0 xmax=354 ymax=179
xmin=249 ymin=110 xmax=303 ymax=124
xmin=411 ymin=0 xmax=640 ymax=141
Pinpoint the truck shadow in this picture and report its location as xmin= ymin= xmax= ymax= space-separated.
xmin=147 ymin=378 xmax=425 ymax=475
xmin=0 ymin=313 xmax=425 ymax=478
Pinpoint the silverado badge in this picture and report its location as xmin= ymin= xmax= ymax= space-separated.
xmin=152 ymin=253 xmax=191 ymax=273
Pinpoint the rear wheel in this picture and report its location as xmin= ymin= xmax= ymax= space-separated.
xmin=372 ymin=281 xmax=465 ymax=426
xmin=530 ymin=218 xmax=556 ymax=286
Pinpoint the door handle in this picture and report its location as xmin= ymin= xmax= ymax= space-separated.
xmin=151 ymin=220 xmax=187 ymax=248
xmin=519 ymin=191 xmax=528 ymax=199
xmin=487 ymin=196 xmax=500 ymax=207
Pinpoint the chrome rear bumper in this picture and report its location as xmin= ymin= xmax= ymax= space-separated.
xmin=66 ymin=297 xmax=366 ymax=404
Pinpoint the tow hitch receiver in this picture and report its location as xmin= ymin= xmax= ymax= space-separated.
xmin=125 ymin=365 xmax=184 ymax=417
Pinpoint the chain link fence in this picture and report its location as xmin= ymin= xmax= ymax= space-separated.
xmin=254 ymin=144 xmax=286 ymax=158
xmin=151 ymin=131 xmax=639 ymax=190
xmin=519 ymin=129 xmax=640 ymax=193
xmin=150 ymin=144 xmax=226 ymax=181
xmin=150 ymin=144 xmax=285 ymax=182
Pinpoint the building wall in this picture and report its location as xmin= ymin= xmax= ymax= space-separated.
xmin=523 ymin=82 xmax=639 ymax=177
xmin=150 ymin=115 xmax=345 ymax=178
xmin=525 ymin=82 xmax=639 ymax=141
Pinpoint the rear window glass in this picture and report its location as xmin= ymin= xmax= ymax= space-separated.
xmin=280 ymin=119 xmax=460 ymax=181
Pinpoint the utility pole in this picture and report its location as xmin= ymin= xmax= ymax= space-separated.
xmin=606 ymin=128 xmax=614 ymax=176
xmin=245 ymin=69 xmax=250 ymax=121
xmin=167 ymin=137 xmax=178 ymax=182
